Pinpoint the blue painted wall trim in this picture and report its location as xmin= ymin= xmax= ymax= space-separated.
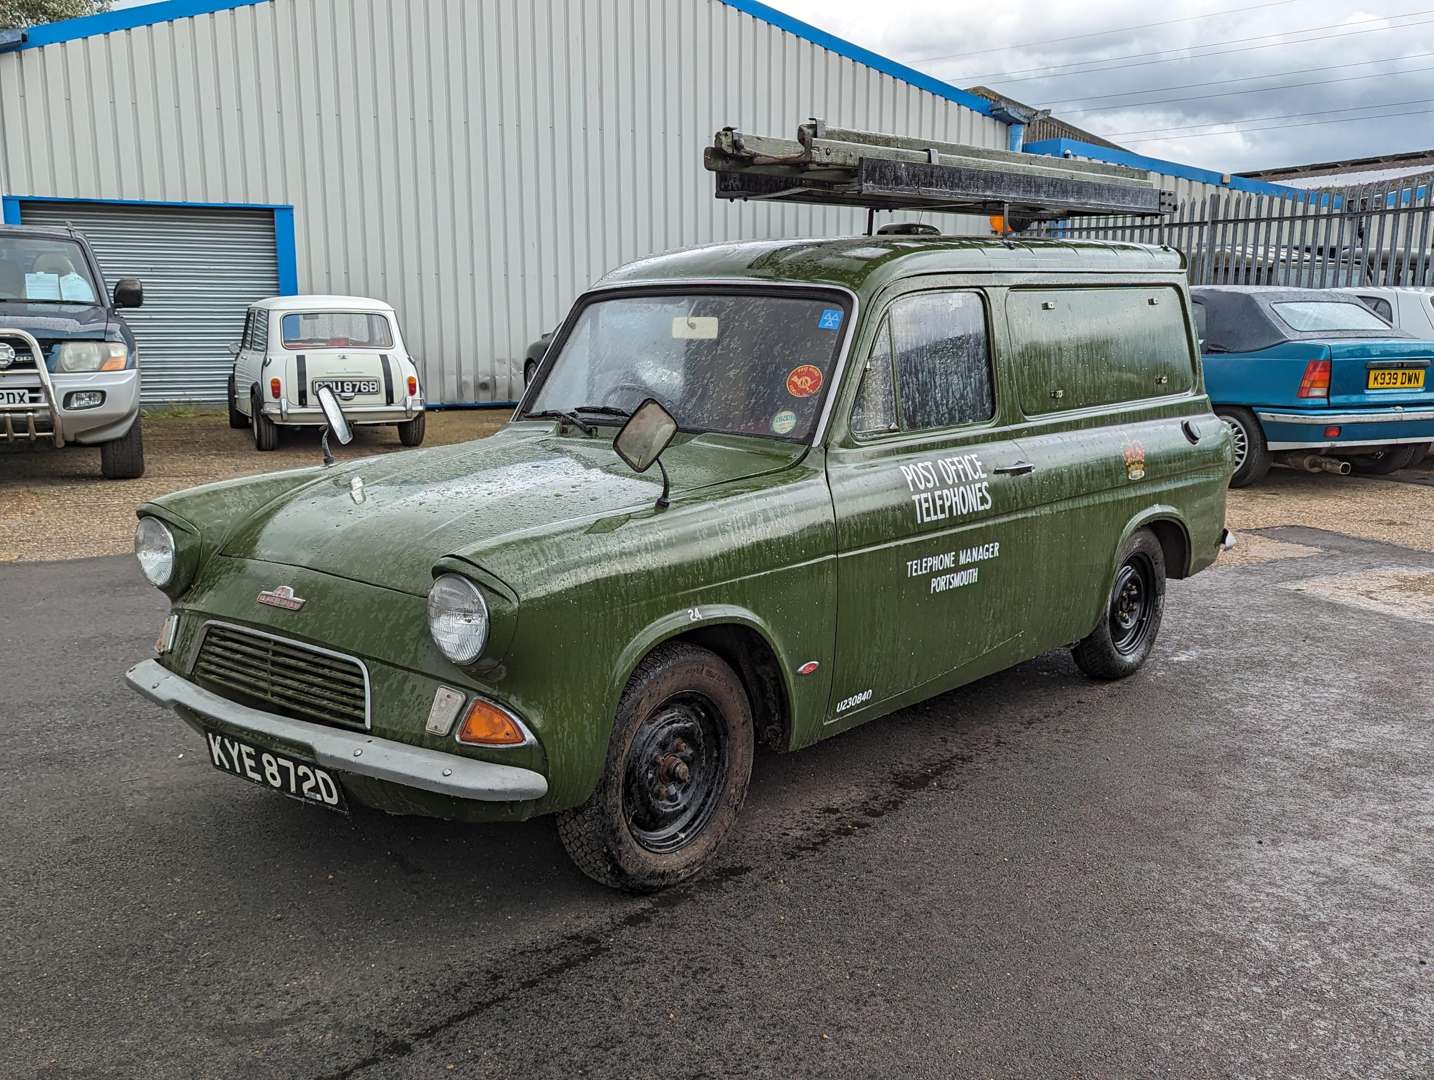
xmin=7 ymin=194 xmax=298 ymax=296
xmin=716 ymin=0 xmax=999 ymax=119
xmin=272 ymin=206 xmax=298 ymax=295
xmin=1023 ymin=138 xmax=1305 ymax=198
xmin=0 ymin=0 xmax=268 ymax=52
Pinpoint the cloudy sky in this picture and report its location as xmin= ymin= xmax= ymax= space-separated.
xmin=765 ymin=0 xmax=1434 ymax=172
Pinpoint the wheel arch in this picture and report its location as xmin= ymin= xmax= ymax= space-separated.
xmin=608 ymin=606 xmax=796 ymax=753
xmin=1119 ymin=506 xmax=1191 ymax=580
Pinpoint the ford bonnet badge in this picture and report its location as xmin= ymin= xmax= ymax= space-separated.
xmin=257 ymin=585 xmax=306 ymax=611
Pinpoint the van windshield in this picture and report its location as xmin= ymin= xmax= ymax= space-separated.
xmin=1271 ymin=301 xmax=1391 ymax=333
xmin=281 ymin=312 xmax=394 ymax=349
xmin=0 ymin=235 xmax=100 ymax=304
xmin=525 ymin=290 xmax=849 ymax=442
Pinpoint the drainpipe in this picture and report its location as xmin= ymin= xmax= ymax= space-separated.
xmin=988 ymin=102 xmax=1050 ymax=154
xmin=1007 ymin=123 xmax=1026 ymax=153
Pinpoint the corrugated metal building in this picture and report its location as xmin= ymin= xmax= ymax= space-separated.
xmin=0 ymin=0 xmax=1007 ymax=405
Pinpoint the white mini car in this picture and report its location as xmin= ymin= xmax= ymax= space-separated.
xmin=1337 ymin=286 xmax=1434 ymax=340
xmin=227 ymin=295 xmax=425 ymax=450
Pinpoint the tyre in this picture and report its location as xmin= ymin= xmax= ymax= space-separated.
xmin=1409 ymin=443 xmax=1431 ymax=467
xmin=251 ymin=391 xmax=278 ymax=451
xmin=1216 ymin=407 xmax=1271 ymax=487
xmin=227 ymin=376 xmax=247 ymax=429
xmin=1072 ymin=529 xmax=1166 ymax=681
xmin=1349 ymin=445 xmax=1419 ymax=475
xmin=99 ymin=416 xmax=145 ymax=479
xmin=397 ymin=412 xmax=427 ymax=447
xmin=524 ymin=359 xmax=537 ymax=386
xmin=556 ymin=642 xmax=754 ymax=892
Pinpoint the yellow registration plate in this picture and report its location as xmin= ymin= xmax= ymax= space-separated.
xmin=1367 ymin=367 xmax=1426 ymax=390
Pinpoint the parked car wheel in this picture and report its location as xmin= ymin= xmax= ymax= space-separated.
xmin=1348 ymin=445 xmax=1420 ymax=475
xmin=1072 ymin=529 xmax=1166 ymax=681
xmin=524 ymin=359 xmax=538 ymax=386
xmin=251 ymin=391 xmax=279 ymax=452
xmin=1216 ymin=407 xmax=1271 ymax=487
xmin=1410 ymin=443 xmax=1431 ymax=467
xmin=226 ymin=376 xmax=247 ymax=430
xmin=556 ymin=643 xmax=754 ymax=892
xmin=99 ymin=416 xmax=145 ymax=479
xmin=397 ymin=412 xmax=427 ymax=447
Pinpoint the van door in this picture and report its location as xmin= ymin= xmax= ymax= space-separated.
xmin=236 ymin=308 xmax=265 ymax=410
xmin=825 ymin=286 xmax=1044 ymax=731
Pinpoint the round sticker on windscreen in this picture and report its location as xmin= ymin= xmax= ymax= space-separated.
xmin=786 ymin=364 xmax=823 ymax=398
xmin=771 ymin=409 xmax=797 ymax=435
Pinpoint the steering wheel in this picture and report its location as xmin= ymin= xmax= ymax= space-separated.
xmin=602 ymin=382 xmax=671 ymax=412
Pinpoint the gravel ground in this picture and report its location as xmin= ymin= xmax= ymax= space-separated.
xmin=0 ymin=408 xmax=507 ymax=563
xmin=2 ymin=412 xmax=1432 ymax=562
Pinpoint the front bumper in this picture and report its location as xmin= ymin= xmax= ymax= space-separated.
xmin=125 ymin=658 xmax=548 ymax=802
xmin=0 ymin=328 xmax=141 ymax=445
xmin=1257 ymin=407 xmax=1434 ymax=451
xmin=264 ymin=395 xmax=422 ymax=426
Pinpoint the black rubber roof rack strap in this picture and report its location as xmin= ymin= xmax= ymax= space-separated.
xmin=705 ymin=119 xmax=1175 ymax=224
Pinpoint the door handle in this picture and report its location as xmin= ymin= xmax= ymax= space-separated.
xmin=993 ymin=460 xmax=1035 ymax=476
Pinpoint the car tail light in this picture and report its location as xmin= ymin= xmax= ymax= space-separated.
xmin=407 ymin=375 xmax=417 ymax=396
xmin=1298 ymin=360 xmax=1331 ymax=398
xmin=270 ymin=377 xmax=281 ymax=399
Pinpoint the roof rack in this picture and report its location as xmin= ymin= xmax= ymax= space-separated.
xmin=705 ymin=119 xmax=1175 ymax=224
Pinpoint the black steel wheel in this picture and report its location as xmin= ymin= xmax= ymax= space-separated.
xmin=557 ymin=642 xmax=753 ymax=892
xmin=1072 ymin=529 xmax=1167 ymax=680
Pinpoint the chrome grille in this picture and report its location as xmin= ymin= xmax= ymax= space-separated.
xmin=192 ymin=623 xmax=370 ymax=730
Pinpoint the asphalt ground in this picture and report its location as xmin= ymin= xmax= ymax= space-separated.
xmin=2 ymin=492 xmax=1432 ymax=1077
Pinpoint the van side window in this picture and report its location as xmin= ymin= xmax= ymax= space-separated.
xmin=889 ymin=291 xmax=994 ymax=431
xmin=240 ymin=310 xmax=254 ymax=351
xmin=1008 ymin=286 xmax=1194 ymax=416
xmin=253 ymin=309 xmax=269 ymax=351
xmin=850 ymin=321 xmax=897 ymax=435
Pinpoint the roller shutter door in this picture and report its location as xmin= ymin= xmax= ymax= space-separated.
xmin=20 ymin=201 xmax=280 ymax=404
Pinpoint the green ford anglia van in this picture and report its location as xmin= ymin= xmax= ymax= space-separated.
xmin=126 ymin=236 xmax=1233 ymax=891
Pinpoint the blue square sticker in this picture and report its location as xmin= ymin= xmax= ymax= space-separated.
xmin=817 ymin=308 xmax=843 ymax=331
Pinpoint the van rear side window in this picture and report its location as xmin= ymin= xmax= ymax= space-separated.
xmin=1008 ymin=287 xmax=1194 ymax=417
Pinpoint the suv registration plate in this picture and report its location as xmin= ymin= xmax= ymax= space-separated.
xmin=313 ymin=378 xmax=379 ymax=397
xmin=204 ymin=730 xmax=347 ymax=812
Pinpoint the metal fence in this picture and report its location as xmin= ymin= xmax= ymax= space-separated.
xmin=1044 ymin=173 xmax=1434 ymax=288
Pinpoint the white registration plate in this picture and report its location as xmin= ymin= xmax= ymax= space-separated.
xmin=312 ymin=378 xmax=379 ymax=398
xmin=0 ymin=389 xmax=32 ymax=406
xmin=204 ymin=730 xmax=347 ymax=812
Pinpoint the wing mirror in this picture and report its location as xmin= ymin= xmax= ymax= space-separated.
xmin=113 ymin=278 xmax=143 ymax=308
xmin=316 ymin=385 xmax=353 ymax=466
xmin=614 ymin=398 xmax=678 ymax=509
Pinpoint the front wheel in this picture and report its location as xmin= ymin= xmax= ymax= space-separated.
xmin=1216 ymin=407 xmax=1270 ymax=487
xmin=1072 ymin=529 xmax=1166 ymax=681
xmin=397 ymin=412 xmax=426 ymax=447
xmin=251 ymin=392 xmax=278 ymax=451
xmin=100 ymin=416 xmax=145 ymax=479
xmin=557 ymin=643 xmax=754 ymax=892
xmin=226 ymin=376 xmax=247 ymax=429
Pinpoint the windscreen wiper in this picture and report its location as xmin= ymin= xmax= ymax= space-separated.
xmin=527 ymin=409 xmax=596 ymax=435
xmin=572 ymin=404 xmax=631 ymax=420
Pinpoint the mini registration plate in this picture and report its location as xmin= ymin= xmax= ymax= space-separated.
xmin=204 ymin=730 xmax=347 ymax=812
xmin=312 ymin=378 xmax=379 ymax=397
xmin=1367 ymin=367 xmax=1426 ymax=390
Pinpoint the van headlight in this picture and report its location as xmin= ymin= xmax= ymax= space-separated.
xmin=53 ymin=341 xmax=129 ymax=372
xmin=135 ymin=517 xmax=176 ymax=588
xmin=427 ymin=574 xmax=489 ymax=664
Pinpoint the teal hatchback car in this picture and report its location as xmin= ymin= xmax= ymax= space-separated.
xmin=1193 ymin=286 xmax=1434 ymax=486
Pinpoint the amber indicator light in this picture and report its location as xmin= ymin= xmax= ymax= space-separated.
xmin=457 ymin=700 xmax=526 ymax=746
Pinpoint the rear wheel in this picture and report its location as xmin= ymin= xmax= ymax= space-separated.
xmin=1072 ymin=529 xmax=1166 ymax=681
xmin=556 ymin=643 xmax=754 ymax=892
xmin=1216 ymin=407 xmax=1270 ymax=487
xmin=1409 ymin=443 xmax=1431 ymax=467
xmin=1349 ymin=445 xmax=1419 ymax=475
xmin=251 ymin=391 xmax=278 ymax=451
xmin=524 ymin=359 xmax=538 ymax=386
xmin=397 ymin=412 xmax=426 ymax=447
xmin=227 ymin=376 xmax=247 ymax=429
xmin=99 ymin=416 xmax=145 ymax=479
